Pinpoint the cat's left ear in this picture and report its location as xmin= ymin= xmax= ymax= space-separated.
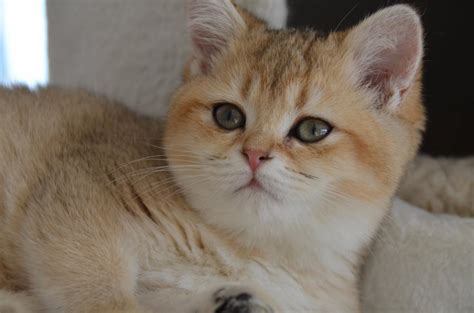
xmin=346 ymin=5 xmax=423 ymax=110
xmin=188 ymin=0 xmax=247 ymax=75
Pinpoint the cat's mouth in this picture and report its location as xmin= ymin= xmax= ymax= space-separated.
xmin=247 ymin=178 xmax=262 ymax=189
xmin=236 ymin=178 xmax=262 ymax=191
xmin=235 ymin=178 xmax=276 ymax=198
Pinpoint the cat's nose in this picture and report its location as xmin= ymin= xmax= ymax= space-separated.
xmin=242 ymin=149 xmax=272 ymax=172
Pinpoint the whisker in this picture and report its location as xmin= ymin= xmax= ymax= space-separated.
xmin=334 ymin=3 xmax=359 ymax=32
xmin=108 ymin=165 xmax=203 ymax=185
xmin=285 ymin=167 xmax=319 ymax=180
xmin=143 ymin=173 xmax=208 ymax=191
xmin=126 ymin=166 xmax=203 ymax=184
xmin=111 ymin=154 xmax=202 ymax=173
xmin=146 ymin=144 xmax=214 ymax=156
xmin=159 ymin=176 xmax=213 ymax=203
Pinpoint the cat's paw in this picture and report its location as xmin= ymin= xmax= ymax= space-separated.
xmin=211 ymin=287 xmax=274 ymax=313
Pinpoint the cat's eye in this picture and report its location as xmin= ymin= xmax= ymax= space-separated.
xmin=213 ymin=103 xmax=246 ymax=131
xmin=292 ymin=118 xmax=332 ymax=143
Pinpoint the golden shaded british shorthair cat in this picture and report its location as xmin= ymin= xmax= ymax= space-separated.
xmin=0 ymin=0 xmax=424 ymax=312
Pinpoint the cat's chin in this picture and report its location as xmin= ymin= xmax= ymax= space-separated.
xmin=186 ymin=184 xmax=307 ymax=233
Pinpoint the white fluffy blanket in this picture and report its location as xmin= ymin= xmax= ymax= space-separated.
xmin=362 ymin=156 xmax=474 ymax=312
xmin=363 ymin=198 xmax=474 ymax=313
xmin=399 ymin=156 xmax=473 ymax=217
xmin=44 ymin=1 xmax=474 ymax=312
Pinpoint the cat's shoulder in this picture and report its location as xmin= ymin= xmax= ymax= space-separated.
xmin=0 ymin=86 xmax=126 ymax=112
xmin=0 ymin=86 xmax=151 ymax=129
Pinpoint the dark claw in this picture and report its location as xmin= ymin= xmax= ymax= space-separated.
xmin=236 ymin=293 xmax=252 ymax=301
xmin=215 ymin=293 xmax=253 ymax=313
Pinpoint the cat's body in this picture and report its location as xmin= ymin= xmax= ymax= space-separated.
xmin=0 ymin=1 xmax=426 ymax=312
xmin=0 ymin=87 xmax=357 ymax=313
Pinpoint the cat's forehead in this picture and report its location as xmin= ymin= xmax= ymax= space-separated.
xmin=230 ymin=30 xmax=338 ymax=95
xmin=226 ymin=29 xmax=342 ymax=111
xmin=242 ymin=29 xmax=329 ymax=84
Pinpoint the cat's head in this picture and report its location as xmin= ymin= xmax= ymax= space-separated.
xmin=165 ymin=0 xmax=424 ymax=249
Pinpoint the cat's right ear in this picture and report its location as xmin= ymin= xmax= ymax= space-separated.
xmin=188 ymin=0 xmax=247 ymax=76
xmin=345 ymin=5 xmax=423 ymax=111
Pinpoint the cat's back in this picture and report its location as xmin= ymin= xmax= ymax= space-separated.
xmin=0 ymin=86 xmax=162 ymax=165
xmin=0 ymin=86 xmax=139 ymax=150
xmin=0 ymin=86 xmax=181 ymax=290
xmin=0 ymin=86 xmax=164 ymax=225
xmin=1 ymin=86 xmax=110 ymax=156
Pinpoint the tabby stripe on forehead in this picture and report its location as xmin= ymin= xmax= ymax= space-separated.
xmin=295 ymin=35 xmax=316 ymax=109
xmin=296 ymin=78 xmax=311 ymax=110
xmin=240 ymin=70 xmax=254 ymax=100
xmin=252 ymin=34 xmax=273 ymax=61
xmin=269 ymin=58 xmax=287 ymax=91
xmin=302 ymin=32 xmax=316 ymax=64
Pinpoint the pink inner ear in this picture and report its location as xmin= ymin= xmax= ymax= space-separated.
xmin=351 ymin=5 xmax=423 ymax=107
xmin=363 ymin=39 xmax=419 ymax=104
xmin=362 ymin=32 xmax=421 ymax=89
xmin=191 ymin=29 xmax=217 ymax=74
xmin=362 ymin=68 xmax=393 ymax=105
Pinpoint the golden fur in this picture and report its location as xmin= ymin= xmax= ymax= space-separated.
xmin=1 ymin=2 xmax=425 ymax=313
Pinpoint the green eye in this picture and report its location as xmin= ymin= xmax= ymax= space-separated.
xmin=213 ymin=103 xmax=246 ymax=131
xmin=292 ymin=118 xmax=332 ymax=143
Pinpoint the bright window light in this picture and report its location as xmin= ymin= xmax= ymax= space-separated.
xmin=1 ymin=0 xmax=48 ymax=87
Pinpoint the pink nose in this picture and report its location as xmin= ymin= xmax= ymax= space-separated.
xmin=243 ymin=149 xmax=271 ymax=172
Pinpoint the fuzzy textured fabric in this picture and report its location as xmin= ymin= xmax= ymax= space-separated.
xmin=362 ymin=198 xmax=474 ymax=313
xmin=399 ymin=155 xmax=473 ymax=217
xmin=42 ymin=1 xmax=474 ymax=313
xmin=362 ymin=156 xmax=474 ymax=313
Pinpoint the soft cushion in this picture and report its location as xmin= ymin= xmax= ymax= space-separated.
xmin=362 ymin=199 xmax=474 ymax=313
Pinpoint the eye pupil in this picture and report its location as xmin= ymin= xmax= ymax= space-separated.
xmin=226 ymin=110 xmax=238 ymax=124
xmin=213 ymin=103 xmax=246 ymax=131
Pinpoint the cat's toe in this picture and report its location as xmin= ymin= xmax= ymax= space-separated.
xmin=213 ymin=288 xmax=273 ymax=313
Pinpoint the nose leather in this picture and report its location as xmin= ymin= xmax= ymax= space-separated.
xmin=243 ymin=149 xmax=271 ymax=172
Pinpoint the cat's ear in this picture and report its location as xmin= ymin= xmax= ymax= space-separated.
xmin=346 ymin=5 xmax=423 ymax=110
xmin=188 ymin=0 xmax=247 ymax=75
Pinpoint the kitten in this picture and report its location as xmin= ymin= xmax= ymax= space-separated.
xmin=0 ymin=1 xmax=424 ymax=313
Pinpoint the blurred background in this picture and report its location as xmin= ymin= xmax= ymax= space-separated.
xmin=0 ymin=0 xmax=472 ymax=156
xmin=0 ymin=0 xmax=48 ymax=87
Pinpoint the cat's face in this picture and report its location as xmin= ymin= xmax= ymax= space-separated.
xmin=164 ymin=1 xmax=424 ymax=245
